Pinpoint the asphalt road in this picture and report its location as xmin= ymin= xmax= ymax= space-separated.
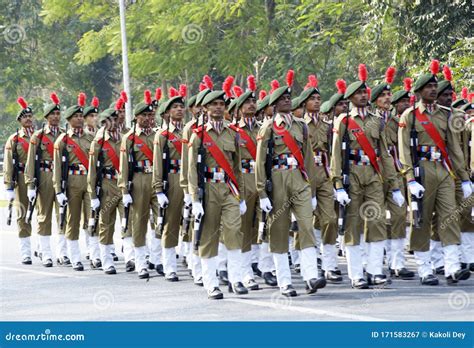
xmin=0 ymin=203 xmax=473 ymax=322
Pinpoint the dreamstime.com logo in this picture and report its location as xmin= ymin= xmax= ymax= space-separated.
xmin=4 ymin=329 xmax=85 ymax=342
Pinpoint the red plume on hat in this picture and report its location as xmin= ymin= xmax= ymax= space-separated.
xmin=270 ymin=80 xmax=280 ymax=93
xmin=335 ymin=79 xmax=347 ymax=95
xmin=199 ymin=83 xmax=206 ymax=91
xmin=461 ymin=87 xmax=468 ymax=100
xmin=78 ymin=92 xmax=86 ymax=107
xmin=155 ymin=88 xmax=162 ymax=101
xmin=259 ymin=90 xmax=267 ymax=100
xmin=144 ymin=90 xmax=152 ymax=105
xmin=223 ymin=76 xmax=234 ymax=98
xmin=247 ymin=75 xmax=256 ymax=92
xmin=403 ymin=78 xmax=413 ymax=92
xmin=50 ymin=92 xmax=60 ymax=105
xmin=203 ymin=75 xmax=213 ymax=90
xmin=366 ymin=87 xmax=372 ymax=99
xmin=442 ymin=65 xmax=452 ymax=82
xmin=120 ymin=90 xmax=128 ymax=103
xmin=385 ymin=66 xmax=396 ymax=85
xmin=232 ymin=86 xmax=243 ymax=98
xmin=179 ymin=84 xmax=187 ymax=98
xmin=307 ymin=75 xmax=318 ymax=89
xmin=358 ymin=64 xmax=368 ymax=82
xmin=115 ymin=97 xmax=124 ymax=111
xmin=17 ymin=97 xmax=28 ymax=109
xmin=430 ymin=59 xmax=440 ymax=75
xmin=91 ymin=96 xmax=99 ymax=108
xmin=286 ymin=69 xmax=294 ymax=88
xmin=168 ymin=87 xmax=179 ymax=98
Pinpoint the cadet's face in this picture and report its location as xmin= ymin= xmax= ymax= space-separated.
xmin=376 ymin=90 xmax=392 ymax=110
xmin=293 ymin=107 xmax=304 ymax=118
xmin=47 ymin=110 xmax=61 ymax=126
xmin=350 ymin=88 xmax=368 ymax=108
xmin=264 ymin=105 xmax=273 ymax=117
xmin=136 ymin=112 xmax=151 ymax=128
xmin=420 ymin=82 xmax=438 ymax=103
xmin=69 ymin=113 xmax=84 ymax=128
xmin=85 ymin=113 xmax=98 ymax=127
xmin=20 ymin=113 xmax=33 ymax=128
xmin=169 ymin=102 xmax=185 ymax=121
xmin=275 ymin=93 xmax=292 ymax=113
xmin=466 ymin=109 xmax=474 ymax=117
xmin=305 ymin=94 xmax=321 ymax=113
xmin=437 ymin=89 xmax=453 ymax=107
xmin=334 ymin=100 xmax=348 ymax=116
xmin=206 ymin=99 xmax=226 ymax=119
xmin=395 ymin=98 xmax=410 ymax=115
xmin=241 ymin=97 xmax=257 ymax=116
xmin=191 ymin=105 xmax=201 ymax=116
xmin=117 ymin=109 xmax=125 ymax=124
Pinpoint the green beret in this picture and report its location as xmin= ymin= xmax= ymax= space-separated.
xmin=83 ymin=106 xmax=99 ymax=117
xmin=299 ymin=87 xmax=320 ymax=105
xmin=188 ymin=95 xmax=197 ymax=107
xmin=437 ymin=80 xmax=453 ymax=96
xmin=43 ymin=103 xmax=60 ymax=118
xmin=414 ymin=73 xmax=437 ymax=92
xmin=163 ymin=96 xmax=185 ymax=112
xmin=195 ymin=89 xmax=212 ymax=106
xmin=269 ymin=86 xmax=291 ymax=106
xmin=324 ymin=93 xmax=345 ymax=112
xmin=202 ymin=90 xmax=225 ymax=106
xmin=344 ymin=81 xmax=366 ymax=99
xmin=227 ymin=98 xmax=238 ymax=113
xmin=133 ymin=102 xmax=154 ymax=116
xmin=320 ymin=100 xmax=332 ymax=114
xmin=16 ymin=107 xmax=33 ymax=121
xmin=156 ymin=103 xmax=167 ymax=117
xmin=257 ymin=95 xmax=270 ymax=112
xmin=391 ymin=90 xmax=410 ymax=105
xmin=461 ymin=102 xmax=474 ymax=112
xmin=108 ymin=102 xmax=116 ymax=109
xmin=64 ymin=105 xmax=83 ymax=120
xmin=452 ymin=99 xmax=468 ymax=109
xmin=370 ymin=82 xmax=391 ymax=103
xmin=291 ymin=97 xmax=302 ymax=111
xmin=98 ymin=109 xmax=116 ymax=125
xmin=236 ymin=90 xmax=257 ymax=110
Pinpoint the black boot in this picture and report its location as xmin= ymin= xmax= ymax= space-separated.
xmin=280 ymin=285 xmax=297 ymax=297
xmin=90 ymin=259 xmax=102 ymax=269
xmin=420 ymin=274 xmax=439 ymax=285
xmin=138 ymin=268 xmax=149 ymax=279
xmin=262 ymin=272 xmax=278 ymax=286
xmin=325 ymin=270 xmax=343 ymax=283
xmin=165 ymin=272 xmax=179 ymax=282
xmin=218 ymin=270 xmax=229 ymax=285
xmin=351 ymin=278 xmax=369 ymax=289
xmin=73 ymin=262 xmax=84 ymax=271
xmin=228 ymin=282 xmax=248 ymax=295
xmin=306 ymin=277 xmax=327 ymax=294
xmin=208 ymin=287 xmax=224 ymax=300
xmin=22 ymin=257 xmax=32 ymax=265
xmin=125 ymin=259 xmax=135 ymax=272
xmin=155 ymin=264 xmax=165 ymax=276
xmin=367 ymin=273 xmax=391 ymax=286
xmin=104 ymin=266 xmax=117 ymax=275
xmin=391 ymin=267 xmax=415 ymax=279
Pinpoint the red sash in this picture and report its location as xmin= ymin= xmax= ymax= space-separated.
xmin=415 ymin=109 xmax=455 ymax=177
xmin=229 ymin=124 xmax=257 ymax=160
xmin=273 ymin=123 xmax=309 ymax=180
xmin=63 ymin=136 xmax=89 ymax=169
xmin=161 ymin=130 xmax=183 ymax=155
xmin=128 ymin=134 xmax=153 ymax=163
xmin=343 ymin=116 xmax=382 ymax=175
xmin=14 ymin=136 xmax=29 ymax=154
xmin=98 ymin=139 xmax=120 ymax=172
xmin=41 ymin=134 xmax=55 ymax=158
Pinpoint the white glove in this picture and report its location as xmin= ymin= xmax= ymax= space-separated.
xmin=259 ymin=197 xmax=273 ymax=213
xmin=56 ymin=193 xmax=68 ymax=206
xmin=184 ymin=193 xmax=192 ymax=206
xmin=311 ymin=196 xmax=317 ymax=210
xmin=391 ymin=189 xmax=405 ymax=208
xmin=408 ymin=180 xmax=425 ymax=199
xmin=27 ymin=189 xmax=36 ymax=202
xmin=192 ymin=201 xmax=204 ymax=219
xmin=6 ymin=189 xmax=15 ymax=201
xmin=157 ymin=192 xmax=169 ymax=209
xmin=123 ymin=193 xmax=133 ymax=207
xmin=91 ymin=198 xmax=100 ymax=211
xmin=239 ymin=200 xmax=247 ymax=215
xmin=462 ymin=181 xmax=472 ymax=199
xmin=336 ymin=188 xmax=351 ymax=206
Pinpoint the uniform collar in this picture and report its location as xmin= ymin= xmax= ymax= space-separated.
xmin=303 ymin=112 xmax=319 ymax=125
xmin=166 ymin=120 xmax=183 ymax=133
xmin=206 ymin=119 xmax=225 ymax=134
xmin=417 ymin=101 xmax=437 ymax=114
xmin=349 ymin=107 xmax=370 ymax=119
xmin=136 ymin=125 xmax=153 ymax=136
xmin=19 ymin=127 xmax=34 ymax=138
xmin=274 ymin=113 xmax=293 ymax=127
xmin=239 ymin=116 xmax=257 ymax=130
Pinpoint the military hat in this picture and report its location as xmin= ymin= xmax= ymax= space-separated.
xmin=320 ymin=100 xmax=331 ymax=114
xmin=299 ymin=75 xmax=320 ymax=104
xmin=269 ymin=70 xmax=294 ymax=106
xmin=188 ymin=94 xmax=198 ymax=108
xmin=324 ymin=79 xmax=347 ymax=113
xmin=291 ymin=97 xmax=303 ymax=111
xmin=256 ymin=90 xmax=269 ymax=113
xmin=461 ymin=101 xmax=474 ymax=113
xmin=64 ymin=93 xmax=86 ymax=120
xmin=43 ymin=92 xmax=61 ymax=118
xmin=98 ymin=108 xmax=117 ymax=124
xmin=345 ymin=64 xmax=368 ymax=99
xmin=235 ymin=75 xmax=257 ymax=110
xmin=195 ymin=75 xmax=214 ymax=106
xmin=162 ymin=85 xmax=187 ymax=113
xmin=16 ymin=97 xmax=33 ymax=120
xmin=83 ymin=97 xmax=100 ymax=117
xmin=227 ymin=84 xmax=243 ymax=113
xmin=370 ymin=66 xmax=396 ymax=103
xmin=134 ymin=90 xmax=154 ymax=116
xmin=202 ymin=90 xmax=226 ymax=106
xmin=414 ymin=59 xmax=440 ymax=92
xmin=451 ymin=87 xmax=469 ymax=109
xmin=391 ymin=78 xmax=412 ymax=105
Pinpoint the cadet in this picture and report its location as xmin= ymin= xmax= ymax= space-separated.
xmin=370 ymin=68 xmax=414 ymax=279
xmin=53 ymin=93 xmax=93 ymax=271
xmin=398 ymin=60 xmax=471 ymax=285
xmin=118 ymin=91 xmax=158 ymax=279
xmin=4 ymin=97 xmax=35 ymax=264
xmin=256 ymin=70 xmax=326 ymax=297
xmin=188 ymin=89 xmax=247 ymax=299
xmin=25 ymin=93 xmax=65 ymax=267
xmin=331 ymin=64 xmax=404 ymax=288
xmin=87 ymin=108 xmax=123 ymax=274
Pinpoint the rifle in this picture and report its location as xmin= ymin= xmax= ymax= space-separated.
xmin=121 ymin=120 xmax=137 ymax=233
xmin=158 ymin=121 xmax=171 ymax=234
xmin=258 ymin=115 xmax=274 ymax=243
xmin=193 ymin=113 xmax=207 ymax=251
xmin=88 ymin=128 xmax=106 ymax=236
xmin=410 ymin=100 xmax=423 ymax=229
xmin=7 ymin=128 xmax=20 ymax=226
xmin=59 ymin=124 xmax=69 ymax=230
xmin=26 ymin=124 xmax=45 ymax=224
xmin=337 ymin=118 xmax=351 ymax=235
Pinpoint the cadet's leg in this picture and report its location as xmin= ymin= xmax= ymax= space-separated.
xmin=36 ymin=172 xmax=55 ymax=265
xmin=17 ymin=174 xmax=32 ymax=262
xmin=66 ymin=176 xmax=85 ymax=268
xmin=131 ymin=174 xmax=151 ymax=275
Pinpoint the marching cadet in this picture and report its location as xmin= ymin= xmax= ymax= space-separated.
xmin=188 ymin=88 xmax=248 ymax=299
xmin=118 ymin=90 xmax=158 ymax=279
xmin=256 ymin=90 xmax=272 ymax=121
xmin=25 ymin=93 xmax=66 ymax=267
xmin=87 ymin=108 xmax=123 ymax=274
xmin=398 ymin=60 xmax=472 ymax=285
xmin=321 ymin=80 xmax=349 ymax=122
xmin=152 ymin=86 xmax=187 ymax=282
xmin=370 ymin=68 xmax=414 ymax=280
xmin=331 ymin=64 xmax=404 ymax=289
xmin=4 ymin=97 xmax=35 ymax=264
xmin=53 ymin=93 xmax=93 ymax=271
xmin=299 ymin=75 xmax=341 ymax=283
xmin=256 ymin=70 xmax=326 ymax=297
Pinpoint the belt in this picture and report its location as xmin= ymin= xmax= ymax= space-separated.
xmin=348 ymin=149 xmax=379 ymax=166
xmin=68 ymin=164 xmax=88 ymax=175
xmin=102 ymin=167 xmax=118 ymax=180
xmin=134 ymin=159 xmax=152 ymax=174
xmin=272 ymin=154 xmax=298 ymax=170
xmin=39 ymin=160 xmax=53 ymax=172
xmin=241 ymin=159 xmax=255 ymax=173
xmin=169 ymin=159 xmax=181 ymax=174
xmin=313 ymin=150 xmax=325 ymax=166
xmin=417 ymin=145 xmax=442 ymax=162
xmin=204 ymin=167 xmax=227 ymax=183
xmin=17 ymin=162 xmax=25 ymax=173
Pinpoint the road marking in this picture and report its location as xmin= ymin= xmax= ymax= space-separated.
xmin=0 ymin=265 xmax=86 ymax=279
xmin=226 ymin=298 xmax=385 ymax=321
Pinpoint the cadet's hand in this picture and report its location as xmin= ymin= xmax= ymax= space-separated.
xmin=408 ymin=180 xmax=425 ymax=199
xmin=192 ymin=201 xmax=204 ymax=219
xmin=461 ymin=181 xmax=472 ymax=199
xmin=27 ymin=189 xmax=36 ymax=202
xmin=392 ymin=189 xmax=405 ymax=207
xmin=123 ymin=194 xmax=133 ymax=207
xmin=6 ymin=189 xmax=15 ymax=201
xmin=336 ymin=188 xmax=351 ymax=206
xmin=157 ymin=192 xmax=169 ymax=209
xmin=259 ymin=197 xmax=272 ymax=213
xmin=239 ymin=200 xmax=247 ymax=215
xmin=183 ymin=193 xmax=192 ymax=206
xmin=56 ymin=193 xmax=68 ymax=206
xmin=311 ymin=196 xmax=317 ymax=210
xmin=91 ymin=198 xmax=100 ymax=211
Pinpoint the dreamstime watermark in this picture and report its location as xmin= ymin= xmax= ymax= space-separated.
xmin=2 ymin=24 xmax=26 ymax=44
xmin=4 ymin=329 xmax=85 ymax=342
xmin=181 ymin=24 xmax=203 ymax=44
xmin=359 ymin=201 xmax=382 ymax=221
xmin=448 ymin=290 xmax=471 ymax=310
xmin=93 ymin=290 xmax=115 ymax=311
xmin=270 ymin=291 xmax=293 ymax=308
